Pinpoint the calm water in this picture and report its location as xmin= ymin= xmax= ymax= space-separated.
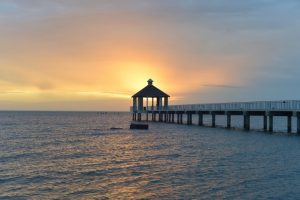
xmin=1 ymin=112 xmax=300 ymax=199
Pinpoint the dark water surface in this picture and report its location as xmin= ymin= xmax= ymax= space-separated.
xmin=1 ymin=111 xmax=300 ymax=199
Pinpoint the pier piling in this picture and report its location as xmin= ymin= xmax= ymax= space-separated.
xmin=187 ymin=112 xmax=195 ymax=125
xmin=264 ymin=115 xmax=267 ymax=131
xmin=269 ymin=115 xmax=273 ymax=132
xmin=297 ymin=113 xmax=300 ymax=134
xmin=132 ymin=97 xmax=300 ymax=134
xmin=244 ymin=114 xmax=250 ymax=131
xmin=227 ymin=114 xmax=231 ymax=128
xmin=288 ymin=116 xmax=292 ymax=133
xmin=212 ymin=113 xmax=216 ymax=127
xmin=198 ymin=113 xmax=203 ymax=126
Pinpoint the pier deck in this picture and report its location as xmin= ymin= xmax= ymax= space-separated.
xmin=132 ymin=100 xmax=300 ymax=134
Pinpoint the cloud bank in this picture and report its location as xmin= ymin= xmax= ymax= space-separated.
xmin=0 ymin=0 xmax=300 ymax=110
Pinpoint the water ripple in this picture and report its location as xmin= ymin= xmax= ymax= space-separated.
xmin=1 ymin=112 xmax=300 ymax=199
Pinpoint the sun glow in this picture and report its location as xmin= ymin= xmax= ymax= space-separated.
xmin=0 ymin=1 xmax=259 ymax=111
xmin=115 ymin=62 xmax=168 ymax=92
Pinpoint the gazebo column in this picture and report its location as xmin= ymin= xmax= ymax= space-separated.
xmin=160 ymin=97 xmax=163 ymax=111
xmin=164 ymin=97 xmax=168 ymax=111
xmin=132 ymin=97 xmax=137 ymax=121
xmin=138 ymin=97 xmax=143 ymax=111
xmin=158 ymin=97 xmax=163 ymax=111
xmin=146 ymin=97 xmax=149 ymax=121
xmin=138 ymin=97 xmax=143 ymax=121
xmin=151 ymin=97 xmax=154 ymax=111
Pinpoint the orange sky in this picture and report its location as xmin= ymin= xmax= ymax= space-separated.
xmin=1 ymin=1 xmax=300 ymax=111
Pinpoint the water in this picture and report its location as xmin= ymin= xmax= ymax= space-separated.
xmin=1 ymin=112 xmax=300 ymax=199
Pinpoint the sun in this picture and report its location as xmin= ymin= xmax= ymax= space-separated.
xmin=115 ymin=62 xmax=166 ymax=92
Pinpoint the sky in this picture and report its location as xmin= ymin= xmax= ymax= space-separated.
xmin=0 ymin=0 xmax=300 ymax=111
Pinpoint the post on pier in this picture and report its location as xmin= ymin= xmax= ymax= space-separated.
xmin=186 ymin=113 xmax=189 ymax=125
xmin=187 ymin=112 xmax=193 ymax=125
xmin=198 ymin=112 xmax=203 ymax=126
xmin=297 ymin=112 xmax=300 ymax=134
xmin=227 ymin=113 xmax=231 ymax=128
xmin=180 ymin=113 xmax=183 ymax=124
xmin=158 ymin=112 xmax=162 ymax=122
xmin=164 ymin=112 xmax=168 ymax=123
xmin=211 ymin=113 xmax=216 ymax=127
xmin=287 ymin=115 xmax=292 ymax=133
xmin=269 ymin=114 xmax=273 ymax=132
xmin=244 ymin=113 xmax=250 ymax=131
xmin=264 ymin=115 xmax=267 ymax=131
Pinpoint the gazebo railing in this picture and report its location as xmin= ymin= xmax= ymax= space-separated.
xmin=130 ymin=106 xmax=168 ymax=112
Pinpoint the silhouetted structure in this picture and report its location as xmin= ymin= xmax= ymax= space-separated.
xmin=131 ymin=82 xmax=300 ymax=134
xmin=132 ymin=79 xmax=169 ymax=121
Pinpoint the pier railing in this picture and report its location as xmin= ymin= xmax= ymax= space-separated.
xmin=131 ymin=100 xmax=300 ymax=133
xmin=168 ymin=100 xmax=300 ymax=112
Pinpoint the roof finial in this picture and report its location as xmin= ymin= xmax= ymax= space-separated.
xmin=147 ymin=79 xmax=153 ymax=85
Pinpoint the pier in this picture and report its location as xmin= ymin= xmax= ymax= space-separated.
xmin=131 ymin=80 xmax=300 ymax=134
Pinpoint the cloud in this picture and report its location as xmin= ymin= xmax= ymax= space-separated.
xmin=1 ymin=0 xmax=300 ymax=110
xmin=202 ymin=84 xmax=243 ymax=89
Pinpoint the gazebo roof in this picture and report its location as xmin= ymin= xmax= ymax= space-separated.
xmin=132 ymin=79 xmax=170 ymax=98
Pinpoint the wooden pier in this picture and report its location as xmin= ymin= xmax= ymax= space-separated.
xmin=131 ymin=80 xmax=300 ymax=134
xmin=132 ymin=101 xmax=300 ymax=134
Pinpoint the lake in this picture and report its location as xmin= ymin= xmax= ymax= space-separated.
xmin=1 ymin=111 xmax=300 ymax=199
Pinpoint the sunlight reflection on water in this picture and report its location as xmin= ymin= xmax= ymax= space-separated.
xmin=1 ymin=112 xmax=300 ymax=199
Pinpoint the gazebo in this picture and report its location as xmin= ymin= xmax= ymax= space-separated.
xmin=132 ymin=79 xmax=170 ymax=121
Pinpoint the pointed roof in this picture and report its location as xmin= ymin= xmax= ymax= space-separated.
xmin=132 ymin=79 xmax=170 ymax=98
